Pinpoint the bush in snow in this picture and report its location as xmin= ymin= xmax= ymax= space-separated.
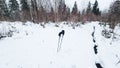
xmin=0 ymin=30 xmax=14 ymax=39
xmin=101 ymin=29 xmax=112 ymax=39
xmin=55 ymin=24 xmax=59 ymax=27
xmin=0 ymin=33 xmax=6 ymax=39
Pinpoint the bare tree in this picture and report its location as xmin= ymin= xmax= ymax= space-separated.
xmin=20 ymin=0 xmax=31 ymax=22
xmin=30 ymin=0 xmax=39 ymax=23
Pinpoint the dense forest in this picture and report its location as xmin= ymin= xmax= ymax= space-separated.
xmin=0 ymin=0 xmax=120 ymax=29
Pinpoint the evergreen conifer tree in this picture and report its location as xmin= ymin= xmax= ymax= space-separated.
xmin=20 ymin=0 xmax=30 ymax=11
xmin=71 ymin=1 xmax=79 ymax=22
xmin=72 ymin=1 xmax=78 ymax=15
xmin=9 ymin=0 xmax=20 ymax=20
xmin=86 ymin=1 xmax=92 ymax=14
xmin=92 ymin=0 xmax=100 ymax=15
xmin=0 ymin=0 xmax=9 ymax=20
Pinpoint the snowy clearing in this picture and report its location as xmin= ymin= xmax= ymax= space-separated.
xmin=0 ymin=21 xmax=120 ymax=68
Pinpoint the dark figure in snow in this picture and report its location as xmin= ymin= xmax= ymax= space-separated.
xmin=0 ymin=34 xmax=6 ymax=39
xmin=92 ymin=32 xmax=94 ymax=37
xmin=93 ymin=26 xmax=95 ymax=30
xmin=94 ymin=45 xmax=98 ymax=54
xmin=57 ymin=30 xmax=65 ymax=52
xmin=92 ymin=26 xmax=95 ymax=37
xmin=58 ymin=30 xmax=65 ymax=37
xmin=93 ymin=38 xmax=96 ymax=43
xmin=92 ymin=26 xmax=96 ymax=43
xmin=95 ymin=63 xmax=103 ymax=68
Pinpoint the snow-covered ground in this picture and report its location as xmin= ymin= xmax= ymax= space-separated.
xmin=0 ymin=21 xmax=120 ymax=68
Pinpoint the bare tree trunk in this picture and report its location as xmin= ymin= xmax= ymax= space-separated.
xmin=30 ymin=0 xmax=39 ymax=23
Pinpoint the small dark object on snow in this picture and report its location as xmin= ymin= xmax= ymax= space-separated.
xmin=95 ymin=63 xmax=103 ymax=68
xmin=0 ymin=35 xmax=6 ymax=39
xmin=93 ymin=38 xmax=96 ymax=43
xmin=0 ymin=34 xmax=6 ymax=40
xmin=92 ymin=26 xmax=95 ymax=36
xmin=58 ymin=30 xmax=65 ymax=37
xmin=94 ymin=45 xmax=98 ymax=54
xmin=92 ymin=32 xmax=94 ymax=37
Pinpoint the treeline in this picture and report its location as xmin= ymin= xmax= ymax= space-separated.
xmin=104 ymin=0 xmax=120 ymax=29
xmin=0 ymin=0 xmax=120 ymax=29
xmin=0 ymin=0 xmax=101 ymax=22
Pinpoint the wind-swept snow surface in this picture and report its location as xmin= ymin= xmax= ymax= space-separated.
xmin=0 ymin=21 xmax=120 ymax=68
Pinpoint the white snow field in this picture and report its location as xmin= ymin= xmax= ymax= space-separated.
xmin=0 ymin=21 xmax=120 ymax=68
